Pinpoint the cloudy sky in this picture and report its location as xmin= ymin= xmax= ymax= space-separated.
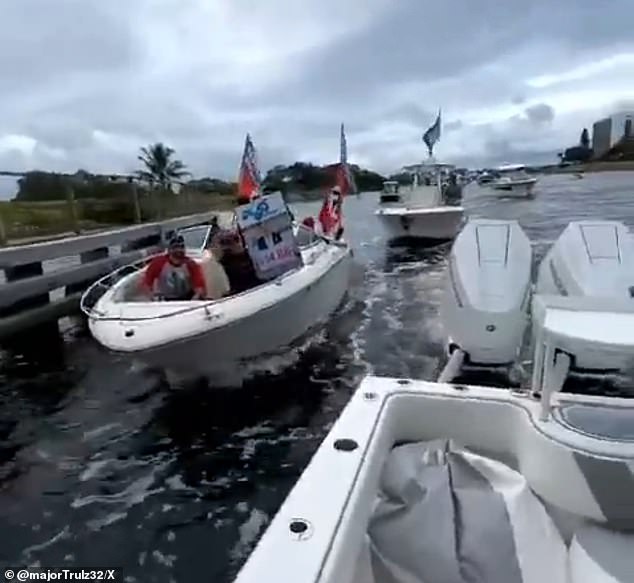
xmin=1 ymin=0 xmax=633 ymax=181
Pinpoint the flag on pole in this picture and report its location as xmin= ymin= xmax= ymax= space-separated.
xmin=422 ymin=110 xmax=442 ymax=157
xmin=320 ymin=124 xmax=352 ymax=238
xmin=334 ymin=123 xmax=356 ymax=195
xmin=237 ymin=133 xmax=262 ymax=203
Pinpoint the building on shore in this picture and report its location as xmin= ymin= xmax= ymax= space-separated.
xmin=592 ymin=112 xmax=633 ymax=159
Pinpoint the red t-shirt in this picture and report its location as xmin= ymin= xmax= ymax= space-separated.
xmin=142 ymin=255 xmax=206 ymax=298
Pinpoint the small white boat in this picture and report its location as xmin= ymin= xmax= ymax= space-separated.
xmin=375 ymin=165 xmax=465 ymax=243
xmin=532 ymin=220 xmax=634 ymax=385
xmin=477 ymin=171 xmax=494 ymax=185
xmin=490 ymin=164 xmax=537 ymax=197
xmin=80 ymin=223 xmax=352 ymax=375
xmin=235 ymin=373 xmax=634 ymax=583
xmin=440 ymin=218 xmax=532 ymax=367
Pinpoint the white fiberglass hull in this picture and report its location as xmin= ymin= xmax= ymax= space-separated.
xmin=87 ymin=242 xmax=352 ymax=375
xmin=490 ymin=178 xmax=536 ymax=197
xmin=533 ymin=220 xmax=634 ymax=372
xmin=441 ymin=219 xmax=532 ymax=365
xmin=375 ymin=206 xmax=465 ymax=241
xmin=235 ymin=376 xmax=634 ymax=583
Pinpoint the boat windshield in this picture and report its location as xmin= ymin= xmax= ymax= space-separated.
xmin=178 ymin=226 xmax=211 ymax=251
xmin=383 ymin=181 xmax=399 ymax=194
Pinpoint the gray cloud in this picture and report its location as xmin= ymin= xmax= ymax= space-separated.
xmin=524 ymin=104 xmax=555 ymax=124
xmin=0 ymin=0 xmax=633 ymax=181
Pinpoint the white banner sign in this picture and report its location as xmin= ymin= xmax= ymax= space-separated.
xmin=237 ymin=194 xmax=302 ymax=280
xmin=236 ymin=192 xmax=288 ymax=230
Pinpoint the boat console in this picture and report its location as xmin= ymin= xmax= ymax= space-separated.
xmin=379 ymin=180 xmax=402 ymax=204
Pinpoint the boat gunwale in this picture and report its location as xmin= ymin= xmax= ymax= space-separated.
xmin=236 ymin=376 xmax=634 ymax=583
xmin=83 ymin=239 xmax=350 ymax=323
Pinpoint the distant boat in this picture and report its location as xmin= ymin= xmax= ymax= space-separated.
xmin=375 ymin=111 xmax=465 ymax=245
xmin=375 ymin=162 xmax=464 ymax=244
xmin=489 ymin=164 xmax=537 ymax=198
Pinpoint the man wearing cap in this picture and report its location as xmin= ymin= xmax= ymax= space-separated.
xmin=140 ymin=235 xmax=206 ymax=300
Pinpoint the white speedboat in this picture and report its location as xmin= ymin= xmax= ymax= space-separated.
xmin=477 ymin=170 xmax=494 ymax=185
xmin=532 ymin=220 xmax=634 ymax=389
xmin=440 ymin=218 xmax=532 ymax=368
xmin=80 ymin=223 xmax=352 ymax=375
xmin=489 ymin=164 xmax=537 ymax=197
xmin=375 ymin=165 xmax=465 ymax=243
xmin=235 ymin=373 xmax=634 ymax=583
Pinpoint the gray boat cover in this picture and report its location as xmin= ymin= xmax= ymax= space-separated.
xmin=353 ymin=439 xmax=569 ymax=583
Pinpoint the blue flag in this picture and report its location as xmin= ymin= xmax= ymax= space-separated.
xmin=423 ymin=110 xmax=442 ymax=156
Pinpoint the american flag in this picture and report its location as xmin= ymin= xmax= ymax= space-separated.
xmin=423 ymin=110 xmax=442 ymax=157
xmin=237 ymin=133 xmax=262 ymax=202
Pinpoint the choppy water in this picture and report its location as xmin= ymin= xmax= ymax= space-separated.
xmin=1 ymin=172 xmax=634 ymax=582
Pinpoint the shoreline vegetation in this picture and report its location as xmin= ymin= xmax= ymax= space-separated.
xmin=535 ymin=160 xmax=634 ymax=174
xmin=0 ymin=146 xmax=387 ymax=245
xmin=1 ymin=135 xmax=633 ymax=245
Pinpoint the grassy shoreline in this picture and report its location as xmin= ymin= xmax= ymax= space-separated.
xmin=0 ymin=192 xmax=235 ymax=245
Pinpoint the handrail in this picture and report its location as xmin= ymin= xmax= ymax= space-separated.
xmin=79 ymin=254 xmax=158 ymax=318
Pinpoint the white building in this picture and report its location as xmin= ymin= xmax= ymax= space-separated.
xmin=592 ymin=111 xmax=634 ymax=158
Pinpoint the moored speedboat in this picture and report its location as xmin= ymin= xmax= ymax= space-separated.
xmin=441 ymin=218 xmax=532 ymax=368
xmin=489 ymin=164 xmax=537 ymax=198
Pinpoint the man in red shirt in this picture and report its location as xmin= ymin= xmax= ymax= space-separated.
xmin=141 ymin=235 xmax=206 ymax=300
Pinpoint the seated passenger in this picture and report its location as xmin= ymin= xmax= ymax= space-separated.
xmin=301 ymin=216 xmax=316 ymax=230
xmin=200 ymin=240 xmax=231 ymax=300
xmin=140 ymin=235 xmax=206 ymax=300
xmin=216 ymin=229 xmax=261 ymax=294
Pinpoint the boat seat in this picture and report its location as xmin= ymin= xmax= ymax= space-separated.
xmin=557 ymin=403 xmax=634 ymax=442
xmin=199 ymin=250 xmax=230 ymax=300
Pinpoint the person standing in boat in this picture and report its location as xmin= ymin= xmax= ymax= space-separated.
xmin=140 ymin=235 xmax=206 ymax=301
xmin=318 ymin=186 xmax=344 ymax=240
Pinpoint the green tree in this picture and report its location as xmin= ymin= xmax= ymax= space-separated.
xmin=137 ymin=143 xmax=189 ymax=191
xmin=580 ymin=128 xmax=590 ymax=149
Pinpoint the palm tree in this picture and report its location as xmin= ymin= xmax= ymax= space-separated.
xmin=137 ymin=142 xmax=189 ymax=192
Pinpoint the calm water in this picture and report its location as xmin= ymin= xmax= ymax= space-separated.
xmin=1 ymin=172 xmax=634 ymax=582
